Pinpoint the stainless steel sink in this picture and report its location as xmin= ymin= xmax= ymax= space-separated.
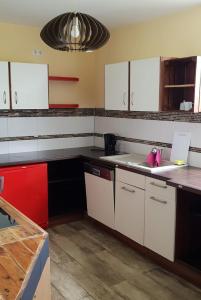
xmin=101 ymin=153 xmax=184 ymax=173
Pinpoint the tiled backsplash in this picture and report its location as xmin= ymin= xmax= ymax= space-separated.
xmin=2 ymin=108 xmax=201 ymax=168
xmin=0 ymin=116 xmax=94 ymax=153
xmin=94 ymin=115 xmax=201 ymax=167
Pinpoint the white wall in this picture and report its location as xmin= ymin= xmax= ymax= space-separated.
xmin=95 ymin=116 xmax=201 ymax=167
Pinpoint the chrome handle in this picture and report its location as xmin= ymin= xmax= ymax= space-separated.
xmin=150 ymin=182 xmax=167 ymax=189
xmin=123 ymin=92 xmax=127 ymax=106
xmin=130 ymin=91 xmax=134 ymax=106
xmin=14 ymin=91 xmax=18 ymax=104
xmin=150 ymin=196 xmax=167 ymax=204
xmin=3 ymin=91 xmax=6 ymax=104
xmin=121 ymin=186 xmax=135 ymax=193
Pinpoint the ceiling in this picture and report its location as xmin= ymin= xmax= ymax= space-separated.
xmin=0 ymin=0 xmax=201 ymax=29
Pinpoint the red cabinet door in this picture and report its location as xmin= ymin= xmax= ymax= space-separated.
xmin=0 ymin=163 xmax=48 ymax=228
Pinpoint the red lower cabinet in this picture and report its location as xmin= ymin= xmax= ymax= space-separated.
xmin=0 ymin=163 xmax=48 ymax=228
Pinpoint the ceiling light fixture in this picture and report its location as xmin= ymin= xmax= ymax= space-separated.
xmin=40 ymin=12 xmax=110 ymax=52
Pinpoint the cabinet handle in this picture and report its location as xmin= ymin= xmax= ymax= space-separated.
xmin=14 ymin=91 xmax=18 ymax=104
xmin=150 ymin=182 xmax=167 ymax=189
xmin=121 ymin=186 xmax=135 ymax=193
xmin=0 ymin=176 xmax=4 ymax=193
xmin=130 ymin=91 xmax=134 ymax=106
xmin=150 ymin=196 xmax=167 ymax=204
xmin=123 ymin=92 xmax=127 ymax=106
xmin=3 ymin=91 xmax=6 ymax=104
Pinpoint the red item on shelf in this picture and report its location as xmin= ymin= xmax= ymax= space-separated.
xmin=48 ymin=76 xmax=79 ymax=82
xmin=49 ymin=104 xmax=79 ymax=109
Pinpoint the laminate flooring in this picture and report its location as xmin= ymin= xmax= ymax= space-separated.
xmin=48 ymin=220 xmax=201 ymax=300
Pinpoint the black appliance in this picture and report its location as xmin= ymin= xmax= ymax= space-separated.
xmin=104 ymin=133 xmax=116 ymax=155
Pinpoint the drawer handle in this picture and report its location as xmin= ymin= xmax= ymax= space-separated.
xmin=150 ymin=196 xmax=167 ymax=204
xmin=0 ymin=176 xmax=4 ymax=193
xmin=121 ymin=186 xmax=135 ymax=193
xmin=150 ymin=182 xmax=167 ymax=189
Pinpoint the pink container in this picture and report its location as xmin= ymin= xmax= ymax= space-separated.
xmin=146 ymin=152 xmax=155 ymax=167
xmin=155 ymin=149 xmax=162 ymax=166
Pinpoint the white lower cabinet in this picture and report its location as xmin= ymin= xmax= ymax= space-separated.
xmin=144 ymin=187 xmax=176 ymax=261
xmin=84 ymin=172 xmax=115 ymax=229
xmin=115 ymin=181 xmax=145 ymax=245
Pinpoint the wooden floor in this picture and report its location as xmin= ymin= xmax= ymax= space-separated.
xmin=48 ymin=220 xmax=201 ymax=300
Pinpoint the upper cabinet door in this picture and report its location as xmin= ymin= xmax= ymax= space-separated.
xmin=10 ymin=62 xmax=48 ymax=109
xmin=105 ymin=62 xmax=129 ymax=110
xmin=130 ymin=57 xmax=160 ymax=112
xmin=0 ymin=62 xmax=10 ymax=109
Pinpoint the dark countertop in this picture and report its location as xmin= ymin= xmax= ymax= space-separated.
xmin=0 ymin=146 xmax=201 ymax=194
xmin=0 ymin=147 xmax=106 ymax=167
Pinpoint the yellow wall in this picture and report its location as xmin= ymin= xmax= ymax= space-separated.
xmin=95 ymin=5 xmax=201 ymax=107
xmin=1 ymin=5 xmax=201 ymax=109
xmin=0 ymin=22 xmax=96 ymax=108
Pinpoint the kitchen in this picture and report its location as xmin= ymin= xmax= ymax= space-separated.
xmin=1 ymin=0 xmax=201 ymax=299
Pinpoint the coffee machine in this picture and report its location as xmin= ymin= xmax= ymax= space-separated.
xmin=104 ymin=133 xmax=116 ymax=155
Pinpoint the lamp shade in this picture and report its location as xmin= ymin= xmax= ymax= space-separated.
xmin=40 ymin=12 xmax=110 ymax=52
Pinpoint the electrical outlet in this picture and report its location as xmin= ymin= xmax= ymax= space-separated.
xmin=32 ymin=49 xmax=43 ymax=56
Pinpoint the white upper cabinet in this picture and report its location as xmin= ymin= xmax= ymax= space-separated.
xmin=130 ymin=57 xmax=161 ymax=111
xmin=105 ymin=62 xmax=129 ymax=110
xmin=0 ymin=62 xmax=10 ymax=109
xmin=10 ymin=62 xmax=49 ymax=109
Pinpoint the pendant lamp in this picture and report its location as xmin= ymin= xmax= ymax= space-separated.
xmin=40 ymin=12 xmax=110 ymax=52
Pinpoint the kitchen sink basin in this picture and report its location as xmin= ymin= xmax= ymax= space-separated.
xmin=128 ymin=160 xmax=183 ymax=173
xmin=100 ymin=153 xmax=146 ymax=164
xmin=101 ymin=153 xmax=184 ymax=173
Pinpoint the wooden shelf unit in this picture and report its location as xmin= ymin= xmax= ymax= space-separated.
xmin=48 ymin=75 xmax=79 ymax=109
xmin=160 ymin=56 xmax=201 ymax=112
xmin=164 ymin=84 xmax=195 ymax=88
xmin=49 ymin=104 xmax=79 ymax=109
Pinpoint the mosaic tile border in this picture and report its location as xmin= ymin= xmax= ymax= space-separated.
xmin=0 ymin=108 xmax=94 ymax=117
xmin=1 ymin=107 xmax=201 ymax=122
xmin=0 ymin=133 xmax=94 ymax=142
xmin=95 ymin=108 xmax=201 ymax=122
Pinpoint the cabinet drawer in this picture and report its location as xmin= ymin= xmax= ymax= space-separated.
xmin=116 ymin=168 xmax=145 ymax=189
xmin=146 ymin=177 xmax=175 ymax=200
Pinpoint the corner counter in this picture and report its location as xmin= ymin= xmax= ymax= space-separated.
xmin=0 ymin=197 xmax=50 ymax=300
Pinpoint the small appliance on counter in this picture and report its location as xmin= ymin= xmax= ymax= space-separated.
xmin=104 ymin=133 xmax=116 ymax=156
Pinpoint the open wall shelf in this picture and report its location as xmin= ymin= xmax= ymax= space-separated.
xmin=48 ymin=75 xmax=79 ymax=109
xmin=160 ymin=56 xmax=201 ymax=112
xmin=48 ymin=76 xmax=79 ymax=82
xmin=49 ymin=104 xmax=79 ymax=109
